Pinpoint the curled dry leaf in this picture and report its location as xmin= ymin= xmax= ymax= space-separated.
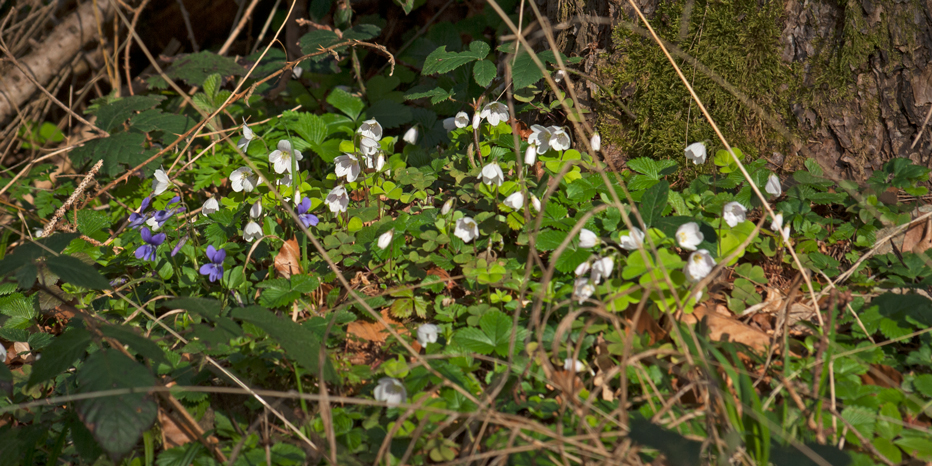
xmin=682 ymin=304 xmax=770 ymax=353
xmin=274 ymin=237 xmax=302 ymax=278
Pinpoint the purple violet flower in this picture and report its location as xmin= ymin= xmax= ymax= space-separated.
xmin=151 ymin=207 xmax=186 ymax=228
xmin=128 ymin=196 xmax=153 ymax=229
xmin=296 ymin=197 xmax=319 ymax=228
xmin=135 ymin=227 xmax=165 ymax=262
xmin=171 ymin=234 xmax=188 ymax=257
xmin=199 ymin=245 xmax=226 ymax=282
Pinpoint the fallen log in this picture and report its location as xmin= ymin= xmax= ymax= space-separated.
xmin=0 ymin=0 xmax=114 ymax=128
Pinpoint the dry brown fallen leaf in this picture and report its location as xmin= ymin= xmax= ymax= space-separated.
xmin=901 ymin=216 xmax=932 ymax=255
xmin=346 ymin=308 xmax=406 ymax=344
xmin=345 ymin=308 xmax=409 ymax=368
xmin=274 ymin=237 xmax=302 ymax=278
xmin=681 ymin=304 xmax=771 ymax=353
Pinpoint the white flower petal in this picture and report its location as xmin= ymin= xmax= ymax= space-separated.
xmin=358 ymin=119 xmax=383 ymax=141
xmin=722 ymin=202 xmax=747 ymax=228
xmin=201 ymin=198 xmax=220 ymax=216
xmin=373 ymin=377 xmax=406 ymax=407
xmin=503 ymin=192 xmax=524 ymax=210
xmin=765 ymin=173 xmax=782 ymax=197
xmin=579 ymin=229 xmax=599 ymax=248
xmin=563 ymin=358 xmax=586 ymax=373
xmin=684 ymin=249 xmax=715 ymax=283
xmin=479 ymin=162 xmax=505 ymax=186
xmin=684 ymin=142 xmax=707 ymax=164
xmin=573 ymin=277 xmax=595 ymax=304
xmin=243 ymin=221 xmax=262 ymax=242
xmin=377 ymin=230 xmax=393 ymax=249
xmin=417 ymin=323 xmax=440 ymax=346
xmin=153 ymin=169 xmax=171 ymax=195
xmin=402 ymin=126 xmax=418 ymax=144
xmin=590 ymin=133 xmax=601 ymax=152
xmin=325 ymin=186 xmax=349 ymax=213
xmin=619 ymin=227 xmax=644 ymax=251
xmin=676 ymin=222 xmax=704 ymax=251
xmin=454 ymin=112 xmax=469 ymax=128
xmin=249 ymin=201 xmax=262 ymax=219
xmin=454 ymin=217 xmax=479 ymax=243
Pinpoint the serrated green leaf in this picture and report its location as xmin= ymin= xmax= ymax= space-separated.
xmin=202 ymin=73 xmax=221 ymax=100
xmin=473 ymin=59 xmax=496 ymax=87
xmin=895 ymin=432 xmax=932 ymax=460
xmin=0 ymin=327 xmax=28 ymax=342
xmin=326 ymin=88 xmax=364 ymax=121
xmin=76 ymin=210 xmax=110 ymax=236
xmin=535 ymin=229 xmax=568 ymax=251
xmin=231 ymin=306 xmax=337 ymax=381
xmin=364 ymin=99 xmax=412 ymax=129
xmin=45 ymin=255 xmax=110 ymax=290
xmin=404 ymin=86 xmax=454 ymax=104
xmin=422 ymin=42 xmax=490 ymax=76
xmin=28 ymin=327 xmax=91 ymax=387
xmin=70 ymin=133 xmax=159 ymax=178
xmin=165 ymin=297 xmax=222 ymax=319
xmin=150 ymin=51 xmax=245 ymax=87
xmin=76 ymin=350 xmax=157 ymax=460
xmin=0 ymin=293 xmax=34 ymax=319
xmin=554 ymin=247 xmax=590 ymax=274
xmin=913 ymin=374 xmax=932 ymax=398
xmin=99 ymin=325 xmax=169 ymax=367
xmin=27 ymin=332 xmax=52 ymax=350
xmin=627 ymin=157 xmax=677 ymax=179
xmin=286 ymin=111 xmax=327 ymax=145
xmin=638 ymin=180 xmax=669 ymax=227
xmin=92 ymin=95 xmax=165 ymax=131
xmin=343 ymin=23 xmax=381 ymax=41
xmin=129 ymin=109 xmax=195 ymax=136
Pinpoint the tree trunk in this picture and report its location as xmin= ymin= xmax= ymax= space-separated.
xmin=549 ymin=0 xmax=932 ymax=181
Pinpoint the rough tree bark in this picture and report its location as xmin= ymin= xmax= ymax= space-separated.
xmin=546 ymin=0 xmax=932 ymax=181
xmin=0 ymin=0 xmax=114 ymax=128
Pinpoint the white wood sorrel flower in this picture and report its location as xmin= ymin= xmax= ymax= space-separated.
xmin=573 ymin=277 xmax=595 ymax=304
xmin=503 ymin=192 xmax=524 ymax=210
xmin=374 ymin=377 xmax=406 ymax=407
xmin=549 ymin=126 xmax=571 ymax=152
xmin=479 ymin=162 xmax=505 ymax=186
xmin=243 ymin=221 xmax=262 ymax=242
xmin=765 ymin=173 xmax=782 ymax=197
xmin=619 ymin=227 xmax=644 ymax=251
xmin=402 ymin=126 xmax=418 ymax=144
xmin=676 ymin=222 xmax=703 ymax=251
xmin=334 ymin=154 xmax=361 ymax=182
xmin=578 ymin=229 xmax=599 ymax=248
xmin=684 ymin=142 xmax=707 ymax=164
xmin=358 ymin=119 xmax=383 ymax=141
xmin=480 ymin=101 xmax=509 ymax=127
xmin=230 ymin=167 xmax=258 ymax=192
xmin=590 ymin=132 xmax=601 ymax=152
xmin=441 ymin=198 xmax=454 ymax=215
xmin=249 ymin=200 xmax=262 ymax=219
xmin=269 ymin=140 xmax=304 ymax=174
xmin=152 ymin=168 xmax=171 ymax=196
xmin=590 ymin=257 xmax=614 ymax=284
xmin=325 ymin=186 xmax=349 ymax=213
xmin=237 ymin=120 xmax=254 ymax=152
xmin=417 ymin=323 xmax=439 ymax=346
xmin=722 ymin=202 xmax=747 ymax=227
xmin=201 ymin=198 xmax=219 ymax=216
xmin=684 ymin=249 xmax=715 ymax=283
xmin=377 ymin=230 xmax=393 ymax=249
xmin=564 ymin=358 xmax=586 ymax=373
xmin=528 ymin=125 xmax=552 ymax=155
xmin=771 ymin=212 xmax=790 ymax=242
xmin=454 ymin=217 xmax=479 ymax=243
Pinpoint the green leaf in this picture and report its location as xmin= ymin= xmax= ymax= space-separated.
xmin=404 ymin=86 xmax=454 ymax=104
xmin=70 ymin=132 xmax=159 ymax=178
xmin=76 ymin=210 xmax=110 ymax=236
xmin=895 ymin=431 xmax=932 ymax=460
xmin=231 ymin=306 xmax=337 ymax=381
xmin=343 ymin=23 xmax=382 ymax=41
xmin=287 ymin=111 xmax=327 ymax=145
xmin=202 ymin=73 xmax=221 ymax=99
xmin=99 ymin=325 xmax=169 ymax=367
xmin=149 ymin=51 xmax=245 ymax=87
xmin=535 ymin=229 xmax=568 ymax=251
xmin=0 ymin=293 xmax=35 ymax=319
xmin=76 ymin=350 xmax=157 ymax=460
xmin=326 ymin=88 xmax=365 ymax=121
xmin=913 ymin=374 xmax=932 ymax=398
xmin=165 ymin=297 xmax=222 ymax=319
xmin=394 ymin=0 xmax=415 ymax=14
xmin=627 ymin=157 xmax=677 ymax=179
xmin=45 ymin=255 xmax=111 ymax=290
xmin=129 ymin=109 xmax=195 ymax=136
xmin=91 ymin=95 xmax=165 ymax=131
xmin=422 ymin=41 xmax=490 ymax=75
xmin=28 ymin=327 xmax=92 ymax=387
xmin=364 ymin=99 xmax=412 ymax=129
xmin=638 ymin=180 xmax=669 ymax=228
xmin=473 ymin=60 xmax=496 ymax=87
